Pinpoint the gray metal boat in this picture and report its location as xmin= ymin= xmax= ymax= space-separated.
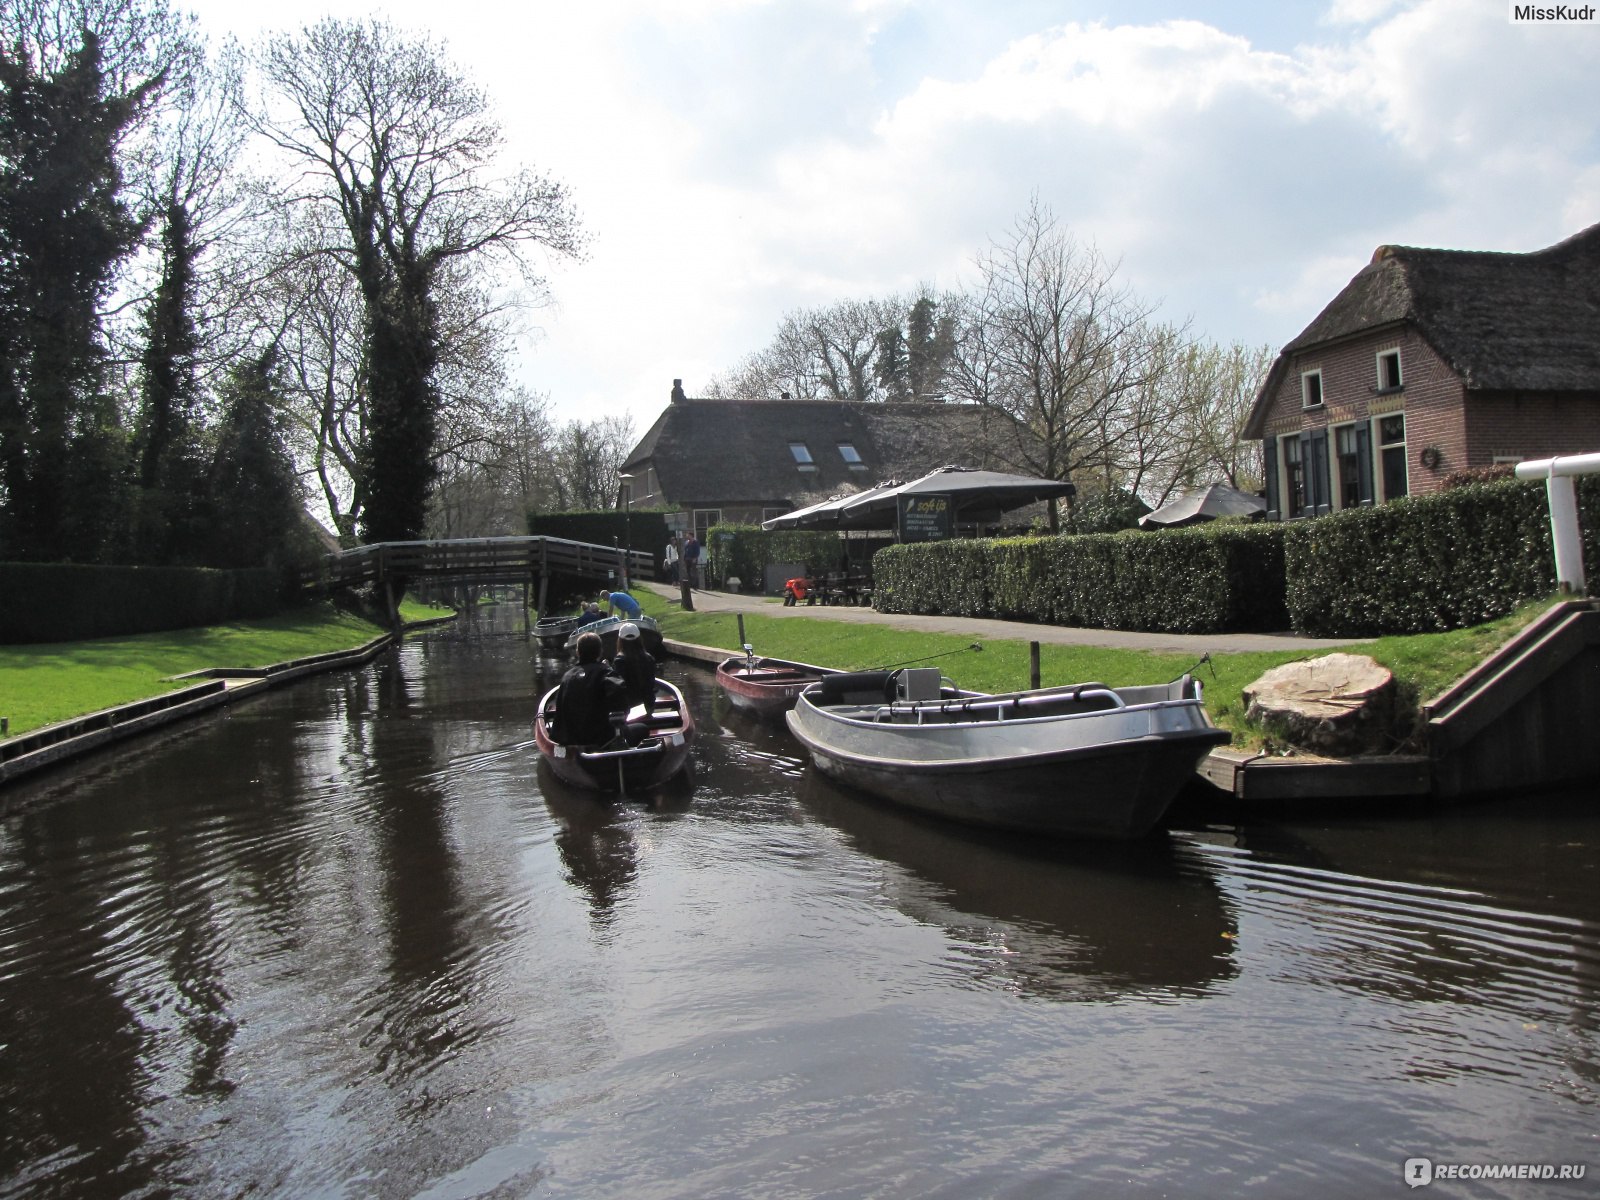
xmin=784 ymin=668 xmax=1230 ymax=840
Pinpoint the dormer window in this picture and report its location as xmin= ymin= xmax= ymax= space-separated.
xmin=837 ymin=442 xmax=866 ymax=470
xmin=1377 ymin=350 xmax=1402 ymax=393
xmin=1301 ymin=369 xmax=1324 ymax=409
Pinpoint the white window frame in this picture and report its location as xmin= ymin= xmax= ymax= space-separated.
xmin=693 ymin=509 xmax=721 ymax=541
xmin=1376 ymin=349 xmax=1403 ymax=393
xmin=1377 ymin=413 xmax=1407 ymax=501
xmin=1301 ymin=369 xmax=1324 ymax=410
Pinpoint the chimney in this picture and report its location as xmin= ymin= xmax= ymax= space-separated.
xmin=671 ymin=378 xmax=687 ymax=404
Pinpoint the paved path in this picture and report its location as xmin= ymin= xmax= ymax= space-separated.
xmin=646 ymin=583 xmax=1363 ymax=656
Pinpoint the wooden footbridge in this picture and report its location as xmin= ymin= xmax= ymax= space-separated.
xmin=304 ymin=536 xmax=654 ymax=618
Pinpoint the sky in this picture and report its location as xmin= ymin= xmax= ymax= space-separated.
xmin=182 ymin=0 xmax=1600 ymax=437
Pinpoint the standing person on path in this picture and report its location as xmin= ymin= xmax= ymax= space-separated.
xmin=664 ymin=536 xmax=680 ymax=584
xmin=682 ymin=533 xmax=701 ymax=589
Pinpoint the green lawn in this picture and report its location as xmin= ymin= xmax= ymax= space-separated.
xmin=639 ymin=590 xmax=1558 ymax=749
xmin=0 ymin=599 xmax=452 ymax=737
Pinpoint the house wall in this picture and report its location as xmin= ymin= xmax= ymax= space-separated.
xmin=1260 ymin=327 xmax=1466 ymax=509
xmin=1462 ymin=391 xmax=1600 ymax=466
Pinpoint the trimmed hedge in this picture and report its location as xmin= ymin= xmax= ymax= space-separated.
xmin=1284 ymin=477 xmax=1600 ymax=636
xmin=705 ymin=525 xmax=865 ymax=593
xmin=1 ymin=563 xmax=287 ymax=644
xmin=873 ymin=524 xmax=1289 ymax=634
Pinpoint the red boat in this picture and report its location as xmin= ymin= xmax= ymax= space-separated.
xmin=715 ymin=651 xmax=834 ymax=721
xmin=534 ymin=678 xmax=695 ymax=793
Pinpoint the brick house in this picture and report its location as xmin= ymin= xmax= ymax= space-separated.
xmin=1243 ymin=223 xmax=1600 ymax=519
xmin=618 ymin=382 xmax=1027 ymax=544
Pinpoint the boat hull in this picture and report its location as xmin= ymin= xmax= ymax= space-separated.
xmin=714 ymin=656 xmax=832 ymax=720
xmin=534 ymin=616 xmax=580 ymax=650
xmin=535 ymin=678 xmax=694 ymax=792
xmin=561 ymin=615 xmax=663 ymax=658
xmin=785 ymin=680 xmax=1229 ymax=840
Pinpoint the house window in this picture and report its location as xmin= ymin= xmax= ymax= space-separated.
xmin=693 ymin=509 xmax=721 ymax=543
xmin=789 ymin=442 xmax=813 ymax=464
xmin=1332 ymin=423 xmax=1378 ymax=510
xmin=1282 ymin=435 xmax=1306 ymax=517
xmin=1378 ymin=414 xmax=1408 ymax=500
xmin=761 ymin=507 xmax=788 ymax=523
xmin=1377 ymin=350 xmax=1402 ymax=393
xmin=837 ymin=442 xmax=865 ymax=468
xmin=1301 ymin=370 xmax=1324 ymax=409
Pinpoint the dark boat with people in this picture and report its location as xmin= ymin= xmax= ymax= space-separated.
xmin=785 ymin=668 xmax=1229 ymax=840
xmin=534 ymin=677 xmax=696 ymax=793
xmin=714 ymin=649 xmax=835 ymax=720
xmin=561 ymin=614 xmax=663 ymax=657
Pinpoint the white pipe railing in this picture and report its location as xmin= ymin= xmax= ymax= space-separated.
xmin=1515 ymin=452 xmax=1600 ymax=595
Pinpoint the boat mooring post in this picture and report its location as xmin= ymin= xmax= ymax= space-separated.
xmin=737 ymin=614 xmax=746 ymax=648
xmin=1516 ymin=452 xmax=1600 ymax=595
xmin=1030 ymin=642 xmax=1041 ymax=689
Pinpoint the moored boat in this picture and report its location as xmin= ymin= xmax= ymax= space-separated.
xmin=784 ymin=668 xmax=1230 ymax=840
xmin=534 ymin=677 xmax=695 ymax=793
xmin=714 ymin=649 xmax=835 ymax=720
xmin=534 ymin=614 xmax=582 ymax=650
xmin=562 ymin=614 xmax=663 ymax=657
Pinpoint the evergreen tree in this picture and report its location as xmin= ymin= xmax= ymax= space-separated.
xmin=0 ymin=32 xmax=156 ymax=560
xmin=202 ymin=347 xmax=305 ymax=570
xmin=130 ymin=196 xmax=206 ymax=562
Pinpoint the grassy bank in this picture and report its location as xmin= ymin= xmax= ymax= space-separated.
xmin=639 ymin=591 xmax=1557 ymax=749
xmin=0 ymin=597 xmax=453 ymax=737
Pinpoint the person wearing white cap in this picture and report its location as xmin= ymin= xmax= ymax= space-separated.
xmin=612 ymin=621 xmax=657 ymax=718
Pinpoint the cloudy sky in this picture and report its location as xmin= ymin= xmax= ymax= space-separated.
xmin=186 ymin=0 xmax=1600 ymax=434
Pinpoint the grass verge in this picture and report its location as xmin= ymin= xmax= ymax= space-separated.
xmin=0 ymin=598 xmax=453 ymax=737
xmin=639 ymin=590 xmax=1559 ymax=750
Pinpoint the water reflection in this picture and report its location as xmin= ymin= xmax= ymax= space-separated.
xmin=796 ymin=772 xmax=1238 ymax=1002
xmin=1 ymin=612 xmax=1596 ymax=1199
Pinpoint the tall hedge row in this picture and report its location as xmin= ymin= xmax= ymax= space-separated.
xmin=1 ymin=563 xmax=286 ymax=644
xmin=1283 ymin=477 xmax=1600 ymax=636
xmin=706 ymin=525 xmax=861 ymax=592
xmin=873 ymin=524 xmax=1289 ymax=634
xmin=526 ymin=510 xmax=670 ymax=570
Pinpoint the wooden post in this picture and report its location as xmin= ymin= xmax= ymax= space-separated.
xmin=537 ymin=572 xmax=549 ymax=618
xmin=1030 ymin=641 xmax=1041 ymax=690
xmin=737 ymin=614 xmax=747 ymax=649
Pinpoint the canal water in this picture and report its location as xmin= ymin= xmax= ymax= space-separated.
xmin=1 ymin=613 xmax=1595 ymax=1198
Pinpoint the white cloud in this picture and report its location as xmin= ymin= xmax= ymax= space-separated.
xmin=177 ymin=0 xmax=1600 ymax=430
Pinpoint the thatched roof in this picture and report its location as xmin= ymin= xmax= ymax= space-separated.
xmin=1246 ymin=223 xmax=1600 ymax=436
xmin=622 ymin=397 xmax=1026 ymax=509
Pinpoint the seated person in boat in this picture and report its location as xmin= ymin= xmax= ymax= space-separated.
xmin=573 ymin=600 xmax=604 ymax=628
xmin=612 ymin=621 xmax=657 ymax=717
xmin=603 ymin=589 xmax=644 ymax=620
xmin=552 ymin=632 xmax=628 ymax=746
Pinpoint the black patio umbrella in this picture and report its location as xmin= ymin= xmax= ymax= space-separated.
xmin=836 ymin=465 xmax=1077 ymax=527
xmin=760 ymin=480 xmax=904 ymax=531
xmin=1137 ymin=483 xmax=1265 ymax=529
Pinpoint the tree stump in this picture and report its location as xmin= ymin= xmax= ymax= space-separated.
xmin=1243 ymin=653 xmax=1397 ymax=757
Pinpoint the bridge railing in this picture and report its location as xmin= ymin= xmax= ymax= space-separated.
xmin=303 ymin=536 xmax=655 ymax=591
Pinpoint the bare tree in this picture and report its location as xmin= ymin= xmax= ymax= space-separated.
xmin=952 ymin=198 xmax=1163 ymax=530
xmin=240 ymin=17 xmax=585 ymax=546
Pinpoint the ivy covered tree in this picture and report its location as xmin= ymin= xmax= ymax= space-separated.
xmin=246 ymin=18 xmax=585 ymax=550
xmin=0 ymin=31 xmax=156 ymax=560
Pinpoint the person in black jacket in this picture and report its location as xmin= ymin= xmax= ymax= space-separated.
xmin=611 ymin=621 xmax=657 ymax=718
xmin=551 ymin=632 xmax=627 ymax=746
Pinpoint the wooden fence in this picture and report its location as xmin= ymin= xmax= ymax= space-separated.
xmin=303 ymin=536 xmax=654 ymax=591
